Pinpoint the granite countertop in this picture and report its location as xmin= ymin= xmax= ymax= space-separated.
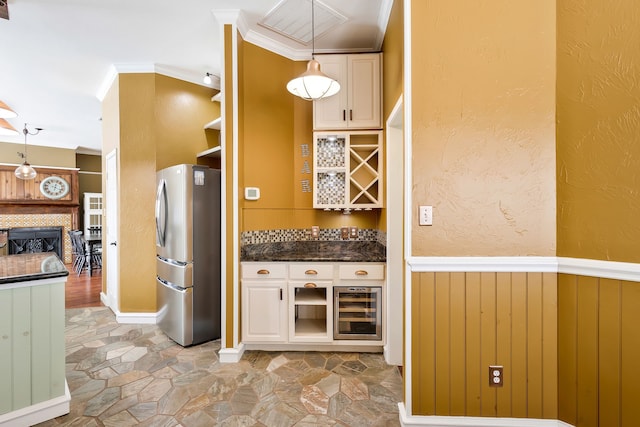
xmin=0 ymin=253 xmax=69 ymax=285
xmin=241 ymin=240 xmax=386 ymax=262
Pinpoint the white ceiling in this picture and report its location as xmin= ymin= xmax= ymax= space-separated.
xmin=0 ymin=0 xmax=391 ymax=155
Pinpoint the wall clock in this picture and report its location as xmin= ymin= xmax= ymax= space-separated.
xmin=40 ymin=176 xmax=70 ymax=200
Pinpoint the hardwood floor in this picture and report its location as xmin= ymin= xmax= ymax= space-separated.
xmin=64 ymin=263 xmax=103 ymax=309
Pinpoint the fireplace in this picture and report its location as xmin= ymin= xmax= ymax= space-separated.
xmin=8 ymin=227 xmax=64 ymax=260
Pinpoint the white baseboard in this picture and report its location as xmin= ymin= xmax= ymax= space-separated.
xmin=0 ymin=381 xmax=70 ymax=426
xmin=115 ymin=310 xmax=158 ymax=324
xmin=100 ymin=291 xmax=109 ymax=307
xmin=98 ymin=293 xmax=157 ymax=323
xmin=398 ymin=403 xmax=574 ymax=427
xmin=218 ymin=342 xmax=245 ymax=363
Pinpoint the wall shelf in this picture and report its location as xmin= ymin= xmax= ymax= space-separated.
xmin=197 ymin=146 xmax=221 ymax=159
xmin=204 ymin=117 xmax=221 ymax=130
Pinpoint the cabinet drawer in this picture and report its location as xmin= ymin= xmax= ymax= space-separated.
xmin=242 ymin=263 xmax=287 ymax=279
xmin=289 ymin=264 xmax=334 ymax=280
xmin=339 ymin=264 xmax=385 ymax=280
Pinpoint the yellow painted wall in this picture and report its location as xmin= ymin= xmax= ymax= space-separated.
xmin=378 ymin=0 xmax=404 ymax=234
xmin=557 ymin=0 xmax=640 ymax=263
xmin=100 ymin=72 xmax=216 ymax=312
xmin=239 ymin=41 xmax=379 ymax=232
xmin=412 ymin=271 xmax=558 ymax=418
xmin=382 ymin=0 xmax=404 ymax=122
xmin=410 ymin=0 xmax=556 ymax=257
xmin=155 ymin=74 xmax=218 ymax=170
xmin=556 ymin=2 xmax=640 ymax=425
xmin=116 ymin=73 xmax=157 ymax=312
xmin=0 ymin=141 xmax=76 ymax=168
xmin=409 ymin=0 xmax=558 ymax=418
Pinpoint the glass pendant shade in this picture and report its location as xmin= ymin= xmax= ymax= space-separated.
xmin=0 ymin=101 xmax=17 ymax=119
xmin=287 ymin=59 xmax=340 ymax=101
xmin=15 ymin=162 xmax=37 ymax=180
xmin=0 ymin=118 xmax=19 ymax=136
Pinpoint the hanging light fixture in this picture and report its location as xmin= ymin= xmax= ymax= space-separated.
xmin=15 ymin=123 xmax=42 ymax=180
xmin=286 ymin=0 xmax=340 ymax=101
xmin=0 ymin=118 xmax=19 ymax=136
xmin=0 ymin=100 xmax=17 ymax=118
xmin=203 ymin=73 xmax=213 ymax=85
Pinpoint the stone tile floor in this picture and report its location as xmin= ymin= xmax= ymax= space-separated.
xmin=36 ymin=307 xmax=403 ymax=426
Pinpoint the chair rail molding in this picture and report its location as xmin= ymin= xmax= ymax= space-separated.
xmin=407 ymin=256 xmax=640 ymax=283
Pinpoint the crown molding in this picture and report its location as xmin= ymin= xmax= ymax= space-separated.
xmin=211 ymin=9 xmax=243 ymax=26
xmin=95 ymin=63 xmax=220 ymax=102
xmin=376 ymin=0 xmax=395 ymax=50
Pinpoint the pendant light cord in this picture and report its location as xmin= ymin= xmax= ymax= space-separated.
xmin=311 ymin=0 xmax=315 ymax=59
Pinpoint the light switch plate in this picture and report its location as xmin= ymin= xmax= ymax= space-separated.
xmin=349 ymin=226 xmax=358 ymax=239
xmin=419 ymin=205 xmax=433 ymax=226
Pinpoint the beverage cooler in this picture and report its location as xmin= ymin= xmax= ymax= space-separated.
xmin=333 ymin=286 xmax=382 ymax=340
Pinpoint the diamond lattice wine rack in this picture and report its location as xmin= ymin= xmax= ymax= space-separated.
xmin=313 ymin=131 xmax=382 ymax=210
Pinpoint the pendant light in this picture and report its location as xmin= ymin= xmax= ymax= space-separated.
xmin=15 ymin=123 xmax=41 ymax=180
xmin=286 ymin=0 xmax=340 ymax=101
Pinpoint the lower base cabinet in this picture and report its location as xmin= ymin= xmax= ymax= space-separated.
xmin=241 ymin=280 xmax=287 ymax=342
xmin=241 ymin=261 xmax=384 ymax=348
xmin=289 ymin=281 xmax=332 ymax=342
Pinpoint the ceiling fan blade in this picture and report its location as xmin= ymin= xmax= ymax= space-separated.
xmin=0 ymin=0 xmax=8 ymax=20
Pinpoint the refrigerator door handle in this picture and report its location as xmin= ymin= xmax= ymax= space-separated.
xmin=155 ymin=178 xmax=168 ymax=247
xmin=157 ymin=276 xmax=187 ymax=293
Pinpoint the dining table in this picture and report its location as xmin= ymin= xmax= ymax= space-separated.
xmin=83 ymin=233 xmax=102 ymax=276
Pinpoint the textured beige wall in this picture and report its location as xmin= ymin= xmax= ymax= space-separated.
xmin=411 ymin=0 xmax=556 ymax=256
xmin=557 ymin=0 xmax=640 ymax=263
xmin=0 ymin=141 xmax=76 ymax=168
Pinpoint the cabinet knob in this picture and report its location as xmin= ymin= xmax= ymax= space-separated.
xmin=304 ymin=282 xmax=317 ymax=288
xmin=305 ymin=269 xmax=318 ymax=275
xmin=355 ymin=270 xmax=368 ymax=276
xmin=257 ymin=269 xmax=270 ymax=275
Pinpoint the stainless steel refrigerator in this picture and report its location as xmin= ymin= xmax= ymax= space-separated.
xmin=155 ymin=164 xmax=221 ymax=346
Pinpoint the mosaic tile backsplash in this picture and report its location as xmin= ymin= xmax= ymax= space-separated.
xmin=0 ymin=214 xmax=73 ymax=263
xmin=241 ymin=228 xmax=386 ymax=246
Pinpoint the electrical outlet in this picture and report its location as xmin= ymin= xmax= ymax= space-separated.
xmin=349 ymin=226 xmax=358 ymax=239
xmin=341 ymin=226 xmax=349 ymax=239
xmin=311 ymin=226 xmax=320 ymax=239
xmin=489 ymin=365 xmax=503 ymax=387
xmin=419 ymin=205 xmax=433 ymax=226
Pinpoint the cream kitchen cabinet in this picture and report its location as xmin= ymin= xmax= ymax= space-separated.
xmin=313 ymin=130 xmax=383 ymax=209
xmin=241 ymin=261 xmax=385 ymax=349
xmin=313 ymin=53 xmax=382 ymax=130
xmin=241 ymin=263 xmax=288 ymax=343
xmin=288 ymin=263 xmax=333 ymax=342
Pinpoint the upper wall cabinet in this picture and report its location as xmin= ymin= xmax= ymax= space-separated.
xmin=313 ymin=53 xmax=382 ymax=130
